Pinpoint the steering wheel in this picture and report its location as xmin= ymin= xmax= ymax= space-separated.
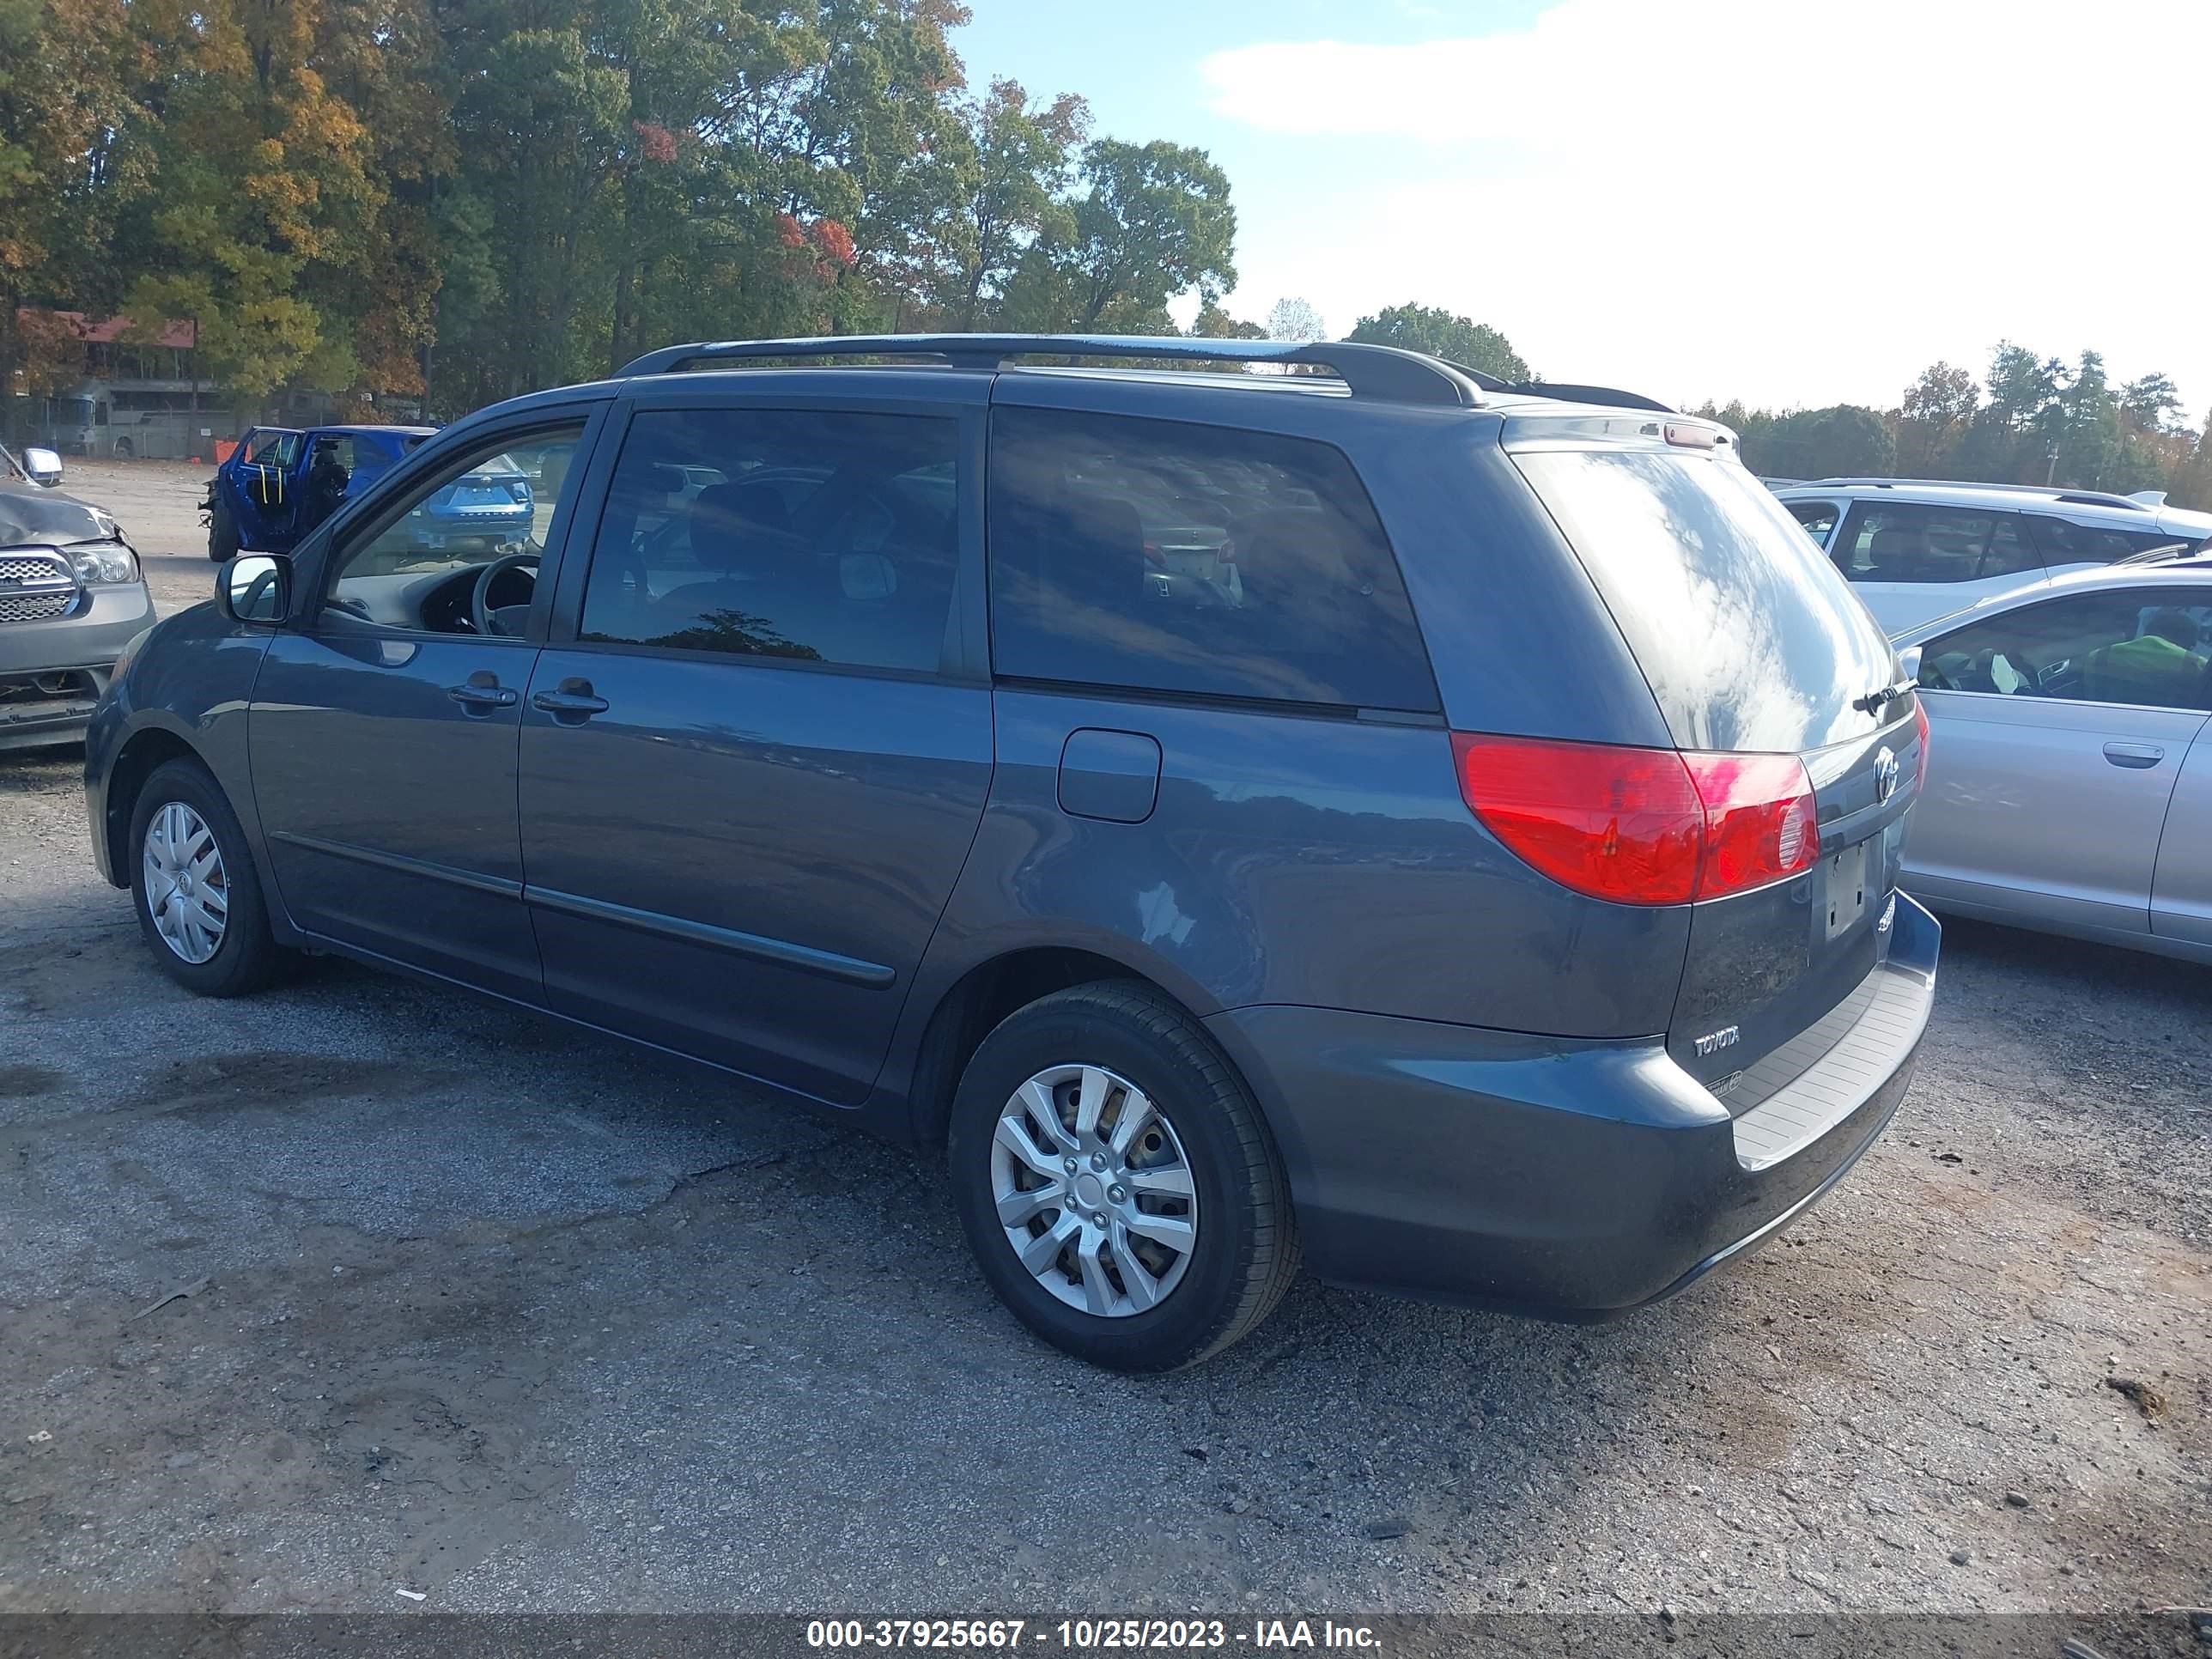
xmin=471 ymin=552 xmax=538 ymax=636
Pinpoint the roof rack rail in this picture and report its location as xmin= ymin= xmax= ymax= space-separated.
xmin=615 ymin=333 xmax=1491 ymax=408
xmin=1802 ymin=477 xmax=2151 ymax=512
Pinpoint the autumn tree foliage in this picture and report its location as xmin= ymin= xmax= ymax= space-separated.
xmin=1698 ymin=341 xmax=2205 ymax=504
xmin=2 ymin=0 xmax=1243 ymax=424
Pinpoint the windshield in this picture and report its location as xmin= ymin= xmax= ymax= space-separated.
xmin=1516 ymin=447 xmax=1903 ymax=753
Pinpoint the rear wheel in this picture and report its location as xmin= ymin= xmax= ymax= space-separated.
xmin=948 ymin=981 xmax=1298 ymax=1370
xmin=112 ymin=437 xmax=134 ymax=460
xmin=129 ymin=759 xmax=286 ymax=997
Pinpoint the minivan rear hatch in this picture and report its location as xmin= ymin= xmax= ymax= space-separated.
xmin=1510 ymin=436 xmax=1924 ymax=1107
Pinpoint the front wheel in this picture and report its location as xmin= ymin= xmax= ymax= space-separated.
xmin=207 ymin=498 xmax=240 ymax=562
xmin=947 ymin=981 xmax=1299 ymax=1370
xmin=129 ymin=758 xmax=287 ymax=996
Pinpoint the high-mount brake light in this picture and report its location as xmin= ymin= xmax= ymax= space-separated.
xmin=1663 ymin=422 xmax=1723 ymax=449
xmin=1452 ymin=735 xmax=1822 ymax=906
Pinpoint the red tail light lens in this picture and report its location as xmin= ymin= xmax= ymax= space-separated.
xmin=1450 ymin=735 xmax=1705 ymax=904
xmin=1680 ymin=752 xmax=1822 ymax=897
xmin=1452 ymin=735 xmax=1821 ymax=906
xmin=1912 ymin=698 xmax=1930 ymax=793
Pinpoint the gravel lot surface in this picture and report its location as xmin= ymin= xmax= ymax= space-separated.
xmin=1 ymin=460 xmax=2207 ymax=1620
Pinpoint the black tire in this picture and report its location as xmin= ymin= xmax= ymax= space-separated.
xmin=948 ymin=981 xmax=1299 ymax=1370
xmin=128 ymin=758 xmax=287 ymax=997
xmin=208 ymin=499 xmax=240 ymax=562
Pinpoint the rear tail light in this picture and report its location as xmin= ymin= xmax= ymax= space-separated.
xmin=1452 ymin=734 xmax=1821 ymax=906
xmin=1682 ymin=752 xmax=1822 ymax=898
xmin=1912 ymin=697 xmax=1930 ymax=793
xmin=1215 ymin=537 xmax=1237 ymax=564
xmin=1141 ymin=538 xmax=1165 ymax=565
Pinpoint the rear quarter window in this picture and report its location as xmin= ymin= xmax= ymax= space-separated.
xmin=1515 ymin=449 xmax=1902 ymax=752
xmin=986 ymin=407 xmax=1438 ymax=711
xmin=2029 ymin=515 xmax=2196 ymax=565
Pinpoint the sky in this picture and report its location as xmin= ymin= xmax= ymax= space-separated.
xmin=951 ymin=0 xmax=2212 ymax=420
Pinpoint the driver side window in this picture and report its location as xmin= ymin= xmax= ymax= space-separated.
xmin=325 ymin=423 xmax=584 ymax=629
xmin=1918 ymin=591 xmax=2212 ymax=711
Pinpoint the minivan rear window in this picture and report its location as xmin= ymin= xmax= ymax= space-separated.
xmin=1515 ymin=449 xmax=1901 ymax=753
xmin=988 ymin=408 xmax=1438 ymax=711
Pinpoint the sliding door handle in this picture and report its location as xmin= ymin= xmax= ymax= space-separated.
xmin=532 ymin=678 xmax=609 ymax=718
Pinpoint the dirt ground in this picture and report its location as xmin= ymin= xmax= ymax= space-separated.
xmin=0 ymin=459 xmax=2206 ymax=1620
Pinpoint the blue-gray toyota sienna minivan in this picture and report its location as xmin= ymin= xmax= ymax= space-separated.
xmin=84 ymin=335 xmax=1938 ymax=1370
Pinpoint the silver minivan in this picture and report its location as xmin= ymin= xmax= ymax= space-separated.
xmin=1774 ymin=478 xmax=2212 ymax=634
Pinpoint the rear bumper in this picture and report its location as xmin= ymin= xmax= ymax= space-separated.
xmin=1206 ymin=895 xmax=1940 ymax=1317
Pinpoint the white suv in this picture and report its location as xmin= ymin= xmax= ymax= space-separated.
xmin=1772 ymin=479 xmax=2212 ymax=635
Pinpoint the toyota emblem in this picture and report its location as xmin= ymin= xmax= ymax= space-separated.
xmin=1874 ymin=745 xmax=1899 ymax=804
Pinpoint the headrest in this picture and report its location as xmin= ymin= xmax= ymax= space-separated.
xmin=689 ymin=481 xmax=790 ymax=573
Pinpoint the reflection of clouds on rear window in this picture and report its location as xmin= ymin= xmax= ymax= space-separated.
xmin=1518 ymin=450 xmax=1895 ymax=753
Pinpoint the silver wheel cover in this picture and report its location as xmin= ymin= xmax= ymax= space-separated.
xmin=142 ymin=801 xmax=228 ymax=965
xmin=991 ymin=1063 xmax=1200 ymax=1317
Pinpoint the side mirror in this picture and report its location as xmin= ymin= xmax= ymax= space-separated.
xmin=21 ymin=447 xmax=64 ymax=488
xmin=1895 ymin=643 xmax=1924 ymax=685
xmin=218 ymin=553 xmax=289 ymax=624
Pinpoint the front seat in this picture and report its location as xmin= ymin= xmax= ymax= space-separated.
xmin=1861 ymin=526 xmax=1922 ymax=582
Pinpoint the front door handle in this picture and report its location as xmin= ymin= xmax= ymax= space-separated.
xmin=532 ymin=678 xmax=609 ymax=718
xmin=447 ymin=671 xmax=518 ymax=710
xmin=2103 ymin=741 xmax=2165 ymax=769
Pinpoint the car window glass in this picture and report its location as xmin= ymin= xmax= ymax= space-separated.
xmin=1919 ymin=592 xmax=2212 ymax=710
xmin=1516 ymin=451 xmax=1899 ymax=751
xmin=325 ymin=423 xmax=579 ymax=622
xmin=986 ymin=406 xmax=1437 ymax=710
xmin=2030 ymin=516 xmax=2193 ymax=565
xmin=1785 ymin=500 xmax=1839 ymax=543
xmin=578 ymin=408 xmax=960 ymax=675
xmin=1832 ymin=503 xmax=2039 ymax=584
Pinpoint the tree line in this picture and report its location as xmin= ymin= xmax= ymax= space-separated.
xmin=1698 ymin=344 xmax=2212 ymax=509
xmin=5 ymin=0 xmax=2203 ymax=512
xmin=2 ymin=0 xmax=1258 ymax=421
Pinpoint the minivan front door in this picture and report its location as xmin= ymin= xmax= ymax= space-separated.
xmin=249 ymin=417 xmax=598 ymax=1001
xmin=518 ymin=394 xmax=993 ymax=1104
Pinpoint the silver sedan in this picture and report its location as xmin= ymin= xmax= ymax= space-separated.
xmin=1895 ymin=556 xmax=2212 ymax=962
